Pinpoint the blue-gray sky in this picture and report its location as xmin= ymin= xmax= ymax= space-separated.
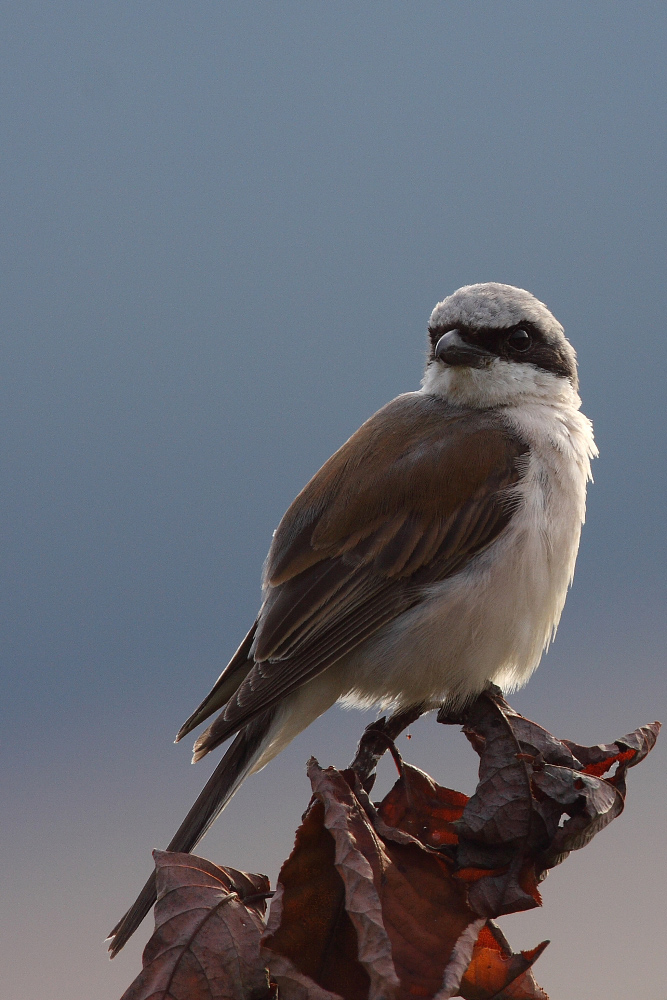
xmin=1 ymin=4 xmax=665 ymax=998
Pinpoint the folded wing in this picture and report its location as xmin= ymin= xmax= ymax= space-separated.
xmin=182 ymin=392 xmax=528 ymax=760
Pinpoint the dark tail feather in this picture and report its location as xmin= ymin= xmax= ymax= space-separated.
xmin=107 ymin=708 xmax=276 ymax=958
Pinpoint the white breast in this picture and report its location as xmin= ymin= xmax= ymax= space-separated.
xmin=339 ymin=392 xmax=597 ymax=712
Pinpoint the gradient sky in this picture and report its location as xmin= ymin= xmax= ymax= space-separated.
xmin=2 ymin=5 xmax=666 ymax=999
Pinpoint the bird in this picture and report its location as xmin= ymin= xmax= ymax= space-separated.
xmin=108 ymin=281 xmax=597 ymax=955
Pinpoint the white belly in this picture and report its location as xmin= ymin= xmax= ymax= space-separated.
xmin=338 ymin=398 xmax=596 ymax=711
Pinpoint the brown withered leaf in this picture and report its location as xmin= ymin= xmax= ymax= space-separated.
xmin=562 ymin=721 xmax=659 ymax=793
xmin=360 ymin=744 xmax=552 ymax=998
xmin=441 ymin=691 xmax=661 ymax=917
xmin=457 ymin=921 xmax=549 ymax=1000
xmin=314 ymin=763 xmax=490 ymax=1000
xmin=530 ymin=720 xmax=659 ymax=871
xmin=376 ymin=758 xmax=469 ymax=850
xmin=261 ymin=795 xmax=369 ymax=1000
xmin=264 ymin=759 xmax=485 ymax=1000
xmin=118 ymin=694 xmax=659 ymax=1000
xmin=120 ymin=851 xmax=272 ymax=1000
xmin=363 ymin=753 xmax=551 ymax=997
xmin=452 ymin=694 xmax=555 ymax=917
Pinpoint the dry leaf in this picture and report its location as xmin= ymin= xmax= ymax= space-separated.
xmin=447 ymin=692 xmax=661 ymax=917
xmin=264 ymin=760 xmax=485 ymax=1000
xmin=118 ymin=694 xmax=659 ymax=1000
xmin=457 ymin=921 xmax=549 ymax=999
xmin=120 ymin=851 xmax=272 ymax=1000
xmin=376 ymin=759 xmax=469 ymax=850
xmin=262 ymin=795 xmax=369 ymax=1000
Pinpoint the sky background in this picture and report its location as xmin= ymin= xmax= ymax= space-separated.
xmin=1 ymin=4 xmax=666 ymax=999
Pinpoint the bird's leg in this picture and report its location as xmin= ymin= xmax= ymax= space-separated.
xmin=436 ymin=682 xmax=509 ymax=726
xmin=349 ymin=703 xmax=426 ymax=791
xmin=435 ymin=702 xmax=468 ymax=726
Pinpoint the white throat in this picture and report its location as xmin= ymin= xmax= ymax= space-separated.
xmin=421 ymin=357 xmax=581 ymax=410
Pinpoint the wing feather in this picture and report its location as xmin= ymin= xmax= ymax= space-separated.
xmin=187 ymin=393 xmax=528 ymax=759
xmin=174 ymin=622 xmax=257 ymax=742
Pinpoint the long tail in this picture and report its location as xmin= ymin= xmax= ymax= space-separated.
xmin=107 ymin=707 xmax=277 ymax=958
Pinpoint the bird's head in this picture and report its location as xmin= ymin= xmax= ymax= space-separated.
xmin=423 ymin=283 xmax=578 ymax=407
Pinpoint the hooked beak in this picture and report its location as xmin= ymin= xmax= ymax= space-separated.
xmin=434 ymin=329 xmax=494 ymax=369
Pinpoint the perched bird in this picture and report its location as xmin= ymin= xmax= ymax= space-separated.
xmin=108 ymin=282 xmax=596 ymax=954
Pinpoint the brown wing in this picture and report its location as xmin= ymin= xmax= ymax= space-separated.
xmin=191 ymin=392 xmax=528 ymax=759
xmin=175 ymin=623 xmax=257 ymax=743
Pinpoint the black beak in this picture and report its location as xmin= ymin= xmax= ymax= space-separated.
xmin=434 ymin=330 xmax=494 ymax=369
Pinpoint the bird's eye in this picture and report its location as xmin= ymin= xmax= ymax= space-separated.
xmin=507 ymin=328 xmax=531 ymax=352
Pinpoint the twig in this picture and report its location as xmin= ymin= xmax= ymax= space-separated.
xmin=349 ymin=703 xmax=425 ymax=790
